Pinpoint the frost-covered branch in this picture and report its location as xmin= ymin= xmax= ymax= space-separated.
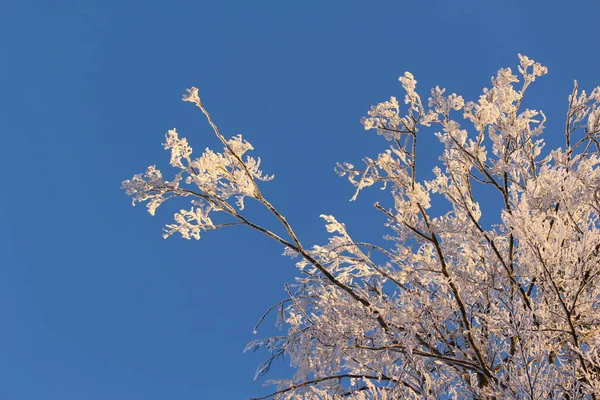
xmin=124 ymin=55 xmax=600 ymax=399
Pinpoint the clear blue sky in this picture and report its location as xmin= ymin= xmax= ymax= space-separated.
xmin=1 ymin=1 xmax=599 ymax=399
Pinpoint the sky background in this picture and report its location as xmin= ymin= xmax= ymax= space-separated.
xmin=1 ymin=0 xmax=600 ymax=399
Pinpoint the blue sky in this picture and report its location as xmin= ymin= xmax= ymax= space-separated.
xmin=1 ymin=0 xmax=599 ymax=399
